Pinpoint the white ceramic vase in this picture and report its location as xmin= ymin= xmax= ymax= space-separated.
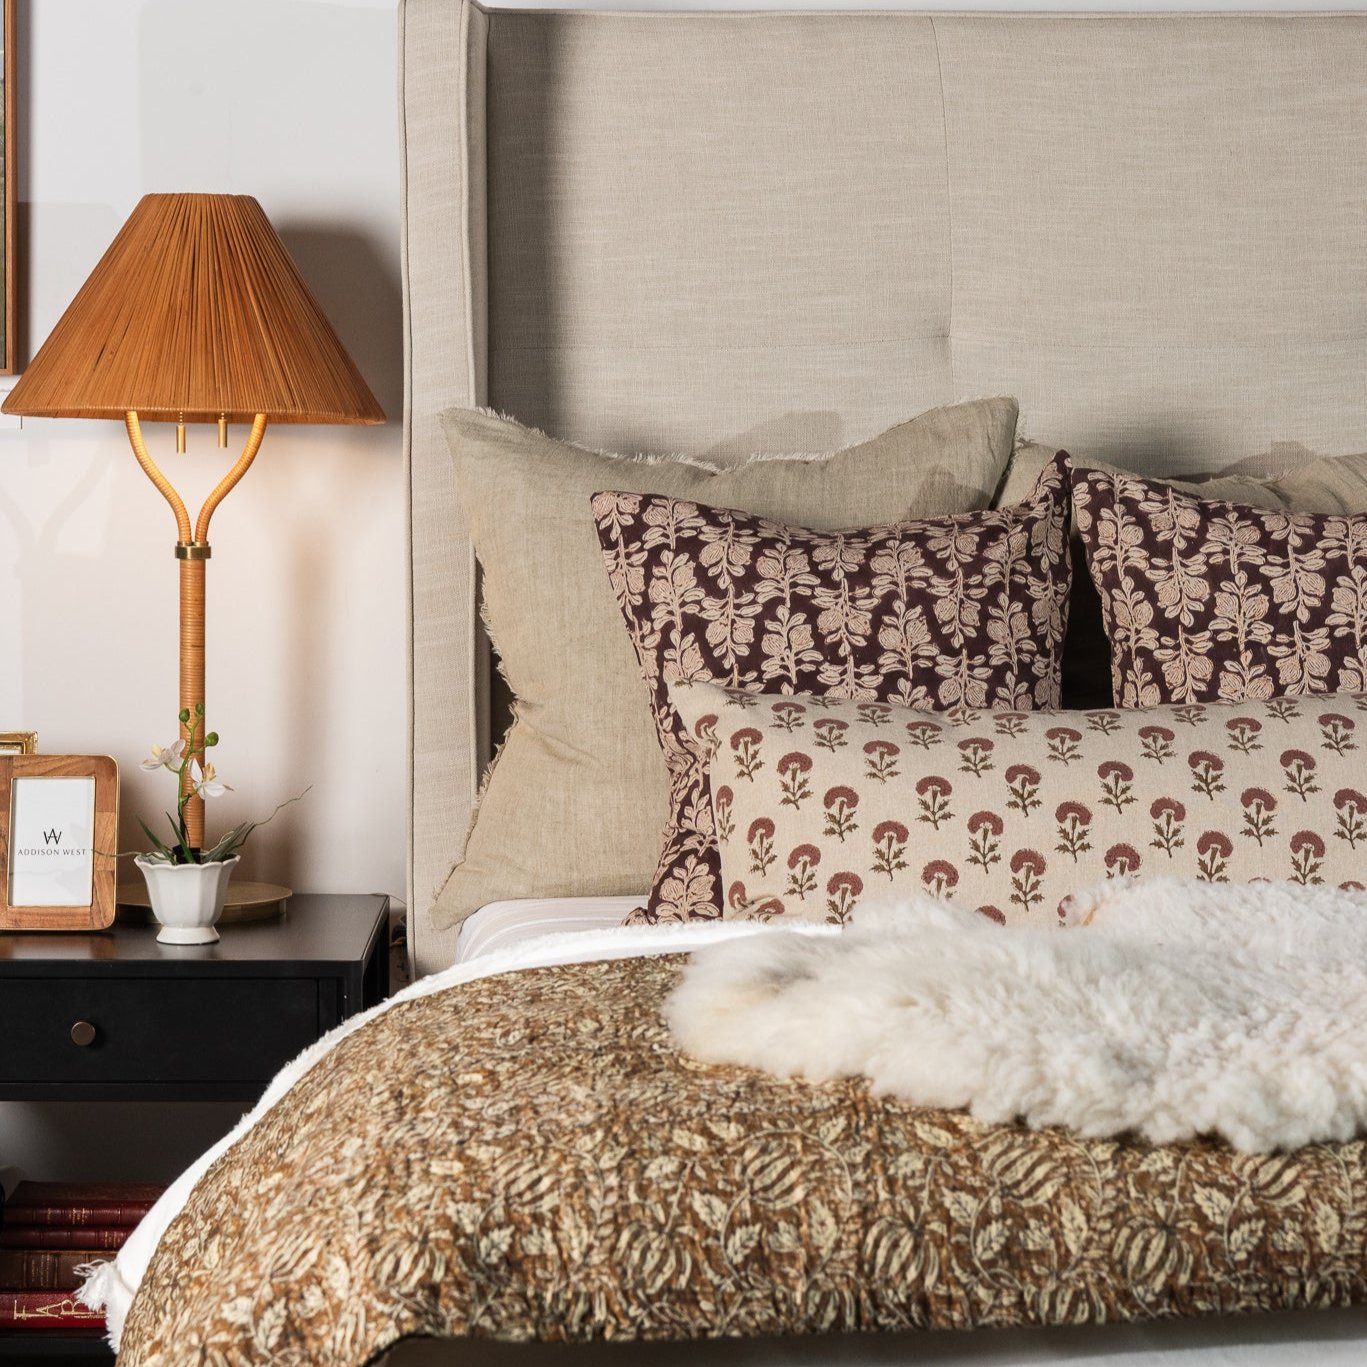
xmin=135 ymin=854 xmax=240 ymax=945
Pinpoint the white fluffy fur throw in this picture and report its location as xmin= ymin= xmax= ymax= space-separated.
xmin=666 ymin=878 xmax=1367 ymax=1153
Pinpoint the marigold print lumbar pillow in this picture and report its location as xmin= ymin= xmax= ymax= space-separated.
xmin=1073 ymin=466 xmax=1367 ymax=708
xmin=668 ymin=678 xmax=1367 ymax=926
xmin=593 ymin=453 xmax=1073 ymax=924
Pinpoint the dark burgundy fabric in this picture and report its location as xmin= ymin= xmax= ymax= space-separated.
xmin=593 ymin=454 xmax=1073 ymax=923
xmin=1074 ymin=466 xmax=1367 ymax=709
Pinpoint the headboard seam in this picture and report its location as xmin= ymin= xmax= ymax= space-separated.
xmin=929 ymin=16 xmax=956 ymax=400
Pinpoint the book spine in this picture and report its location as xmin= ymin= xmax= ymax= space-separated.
xmin=0 ymin=1250 xmax=102 ymax=1290
xmin=0 ymin=1227 xmax=130 ymax=1252
xmin=0 ymin=1291 xmax=105 ymax=1330
xmin=3 ymin=1202 xmax=154 ymax=1228
xmin=7 ymin=1183 xmax=164 ymax=1205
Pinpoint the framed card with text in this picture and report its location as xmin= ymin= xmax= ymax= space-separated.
xmin=0 ymin=756 xmax=118 ymax=931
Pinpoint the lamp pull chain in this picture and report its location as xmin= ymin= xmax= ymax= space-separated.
xmin=176 ymin=414 xmax=187 ymax=454
xmin=124 ymin=410 xmax=269 ymax=849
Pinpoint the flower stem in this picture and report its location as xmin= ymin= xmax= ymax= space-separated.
xmin=173 ymin=707 xmax=203 ymax=863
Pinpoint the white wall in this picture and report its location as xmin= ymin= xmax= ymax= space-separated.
xmin=1 ymin=0 xmax=402 ymax=1180
xmin=2 ymin=0 xmax=403 ymax=896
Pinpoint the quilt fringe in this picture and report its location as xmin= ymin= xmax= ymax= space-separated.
xmin=76 ymin=1258 xmax=130 ymax=1350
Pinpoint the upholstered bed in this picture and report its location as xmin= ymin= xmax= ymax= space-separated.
xmin=85 ymin=4 xmax=1367 ymax=1364
xmin=402 ymin=0 xmax=1367 ymax=974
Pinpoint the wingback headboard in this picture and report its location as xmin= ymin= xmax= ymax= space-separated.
xmin=400 ymin=0 xmax=1367 ymax=975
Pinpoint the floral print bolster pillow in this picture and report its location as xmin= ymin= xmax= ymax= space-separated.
xmin=668 ymin=677 xmax=1367 ymax=926
xmin=593 ymin=453 xmax=1072 ymax=924
xmin=1073 ymin=466 xmax=1367 ymax=708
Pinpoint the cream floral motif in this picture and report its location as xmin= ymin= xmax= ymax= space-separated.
xmin=594 ymin=455 xmax=1073 ymax=924
xmin=669 ymin=679 xmax=1367 ymax=925
xmin=119 ymin=955 xmax=1367 ymax=1366
xmin=1073 ymin=467 xmax=1367 ymax=708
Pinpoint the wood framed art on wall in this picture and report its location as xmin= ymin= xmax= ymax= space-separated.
xmin=0 ymin=755 xmax=118 ymax=931
xmin=0 ymin=0 xmax=15 ymax=374
xmin=0 ymin=730 xmax=36 ymax=755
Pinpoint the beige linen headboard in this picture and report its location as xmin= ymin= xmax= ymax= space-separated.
xmin=400 ymin=1 xmax=1367 ymax=976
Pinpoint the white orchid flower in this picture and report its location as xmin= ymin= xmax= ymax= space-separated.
xmin=192 ymin=760 xmax=232 ymax=799
xmin=140 ymin=740 xmax=185 ymax=773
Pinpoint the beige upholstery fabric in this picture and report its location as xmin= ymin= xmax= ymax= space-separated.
xmin=484 ymin=12 xmax=955 ymax=457
xmin=401 ymin=0 xmax=488 ymax=972
xmin=435 ymin=401 xmax=1017 ymax=930
xmin=941 ymin=18 xmax=1367 ymax=477
xmin=402 ymin=2 xmax=1367 ymax=973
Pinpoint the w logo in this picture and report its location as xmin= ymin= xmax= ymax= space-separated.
xmin=42 ymin=828 xmax=61 ymax=846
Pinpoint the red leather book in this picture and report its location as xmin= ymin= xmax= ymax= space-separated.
xmin=3 ymin=1182 xmax=162 ymax=1229
xmin=0 ymin=1226 xmax=130 ymax=1251
xmin=0 ymin=1249 xmax=102 ymax=1290
xmin=0 ymin=1290 xmax=105 ymax=1330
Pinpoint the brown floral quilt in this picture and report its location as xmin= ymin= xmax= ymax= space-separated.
xmin=118 ymin=955 xmax=1367 ymax=1366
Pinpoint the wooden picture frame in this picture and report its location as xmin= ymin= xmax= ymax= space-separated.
xmin=0 ymin=730 xmax=37 ymax=756
xmin=0 ymin=0 xmax=15 ymax=374
xmin=0 ymin=755 xmax=118 ymax=931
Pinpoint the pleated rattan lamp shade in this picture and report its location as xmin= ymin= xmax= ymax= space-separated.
xmin=3 ymin=193 xmax=384 ymax=424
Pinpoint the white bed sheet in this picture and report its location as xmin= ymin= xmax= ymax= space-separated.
xmin=87 ymin=918 xmax=1367 ymax=1366
xmin=454 ymin=894 xmax=644 ymax=963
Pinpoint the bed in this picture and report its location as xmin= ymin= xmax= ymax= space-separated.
xmin=96 ymin=4 xmax=1367 ymax=1364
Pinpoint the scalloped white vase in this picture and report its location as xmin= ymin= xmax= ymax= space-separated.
xmin=135 ymin=854 xmax=240 ymax=944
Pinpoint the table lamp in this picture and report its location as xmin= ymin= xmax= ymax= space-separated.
xmin=4 ymin=193 xmax=383 ymax=877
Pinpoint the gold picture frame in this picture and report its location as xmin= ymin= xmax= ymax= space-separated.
xmin=0 ymin=755 xmax=118 ymax=931
xmin=0 ymin=731 xmax=37 ymax=756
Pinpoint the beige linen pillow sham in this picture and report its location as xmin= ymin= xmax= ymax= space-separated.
xmin=433 ymin=400 xmax=1019 ymax=929
xmin=998 ymin=442 xmax=1367 ymax=513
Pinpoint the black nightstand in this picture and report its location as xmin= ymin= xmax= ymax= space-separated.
xmin=0 ymin=894 xmax=390 ymax=1360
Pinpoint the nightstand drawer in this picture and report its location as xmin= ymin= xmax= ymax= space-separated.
xmin=0 ymin=977 xmax=320 ymax=1086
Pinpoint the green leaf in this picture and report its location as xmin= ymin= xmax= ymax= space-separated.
xmin=138 ymin=816 xmax=170 ymax=858
xmin=166 ymin=811 xmax=196 ymax=865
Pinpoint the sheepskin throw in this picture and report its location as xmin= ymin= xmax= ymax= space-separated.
xmin=667 ymin=678 xmax=1367 ymax=925
xmin=667 ymin=877 xmax=1367 ymax=1152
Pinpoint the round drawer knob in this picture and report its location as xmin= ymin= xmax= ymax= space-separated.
xmin=69 ymin=1021 xmax=97 ymax=1048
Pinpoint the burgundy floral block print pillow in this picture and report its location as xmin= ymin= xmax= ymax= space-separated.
xmin=593 ymin=453 xmax=1072 ymax=923
xmin=670 ymin=678 xmax=1367 ymax=926
xmin=1073 ymin=466 xmax=1367 ymax=708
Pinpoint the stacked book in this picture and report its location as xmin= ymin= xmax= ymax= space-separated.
xmin=0 ymin=1182 xmax=163 ymax=1335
